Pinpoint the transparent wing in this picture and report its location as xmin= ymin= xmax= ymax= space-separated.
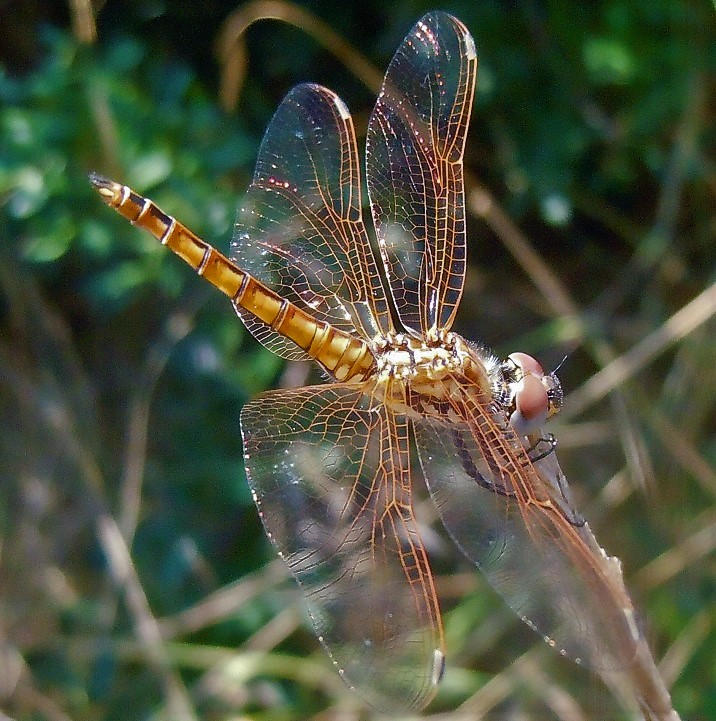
xmin=366 ymin=12 xmax=477 ymax=336
xmin=241 ymin=382 xmax=445 ymax=711
xmin=410 ymin=378 xmax=635 ymax=669
xmin=232 ymin=83 xmax=392 ymax=359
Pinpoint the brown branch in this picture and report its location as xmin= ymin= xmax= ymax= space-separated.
xmin=216 ymin=0 xmax=383 ymax=113
xmin=563 ymin=283 xmax=716 ymax=418
xmin=68 ymin=0 xmax=97 ymax=43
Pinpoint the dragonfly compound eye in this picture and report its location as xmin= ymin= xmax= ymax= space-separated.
xmin=509 ymin=373 xmax=550 ymax=435
xmin=502 ymin=352 xmax=565 ymax=434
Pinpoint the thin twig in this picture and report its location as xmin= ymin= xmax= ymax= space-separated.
xmin=466 ymin=179 xmax=581 ymax=322
xmin=593 ymin=74 xmax=706 ymax=317
xmin=216 ymin=0 xmax=383 ymax=113
xmin=563 ymin=283 xmax=716 ymax=418
xmin=68 ymin=0 xmax=97 ymax=43
xmin=634 ymin=511 xmax=716 ymax=591
xmin=646 ymin=406 xmax=716 ymax=498
xmin=658 ymin=609 xmax=712 ymax=688
xmin=158 ymin=559 xmax=287 ymax=639
xmin=119 ymin=310 xmax=196 ymax=542
xmin=0 ymin=269 xmax=199 ymax=721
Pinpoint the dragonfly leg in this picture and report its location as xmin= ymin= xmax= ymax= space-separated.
xmin=522 ymin=434 xmax=587 ymax=528
xmin=525 ymin=433 xmax=558 ymax=463
xmin=451 ymin=429 xmax=518 ymax=499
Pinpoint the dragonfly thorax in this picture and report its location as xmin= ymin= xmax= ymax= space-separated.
xmin=373 ymin=330 xmax=469 ymax=381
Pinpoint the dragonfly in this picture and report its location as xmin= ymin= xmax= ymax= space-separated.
xmin=91 ymin=12 xmax=639 ymax=712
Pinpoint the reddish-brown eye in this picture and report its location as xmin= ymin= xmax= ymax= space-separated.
xmin=509 ymin=374 xmax=549 ymax=434
xmin=505 ymin=352 xmax=561 ymax=434
xmin=507 ymin=352 xmax=544 ymax=377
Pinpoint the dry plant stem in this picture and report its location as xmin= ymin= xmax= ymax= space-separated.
xmin=564 ymin=283 xmax=716 ymax=418
xmin=594 ymin=74 xmax=706 ymax=317
xmin=35 ymin=637 xmax=349 ymax=700
xmin=0 ymin=329 xmax=198 ymax=721
xmin=96 ymin=517 xmax=198 ymax=721
xmin=616 ymin=378 xmax=716 ymax=500
xmin=242 ymin=605 xmax=302 ymax=652
xmin=658 ymin=609 xmax=712 ymax=689
xmin=610 ymin=382 xmax=655 ymax=493
xmin=119 ymin=392 xmax=154 ymax=540
xmin=87 ymin=82 xmax=123 ymax=186
xmin=12 ymin=683 xmax=75 ymax=721
xmin=568 ymin=517 xmax=681 ymax=721
xmin=77 ymin=26 xmax=198 ymax=711
xmin=519 ymin=657 xmax=588 ymax=721
xmin=4 ymin=369 xmax=198 ymax=720
xmin=439 ymin=648 xmax=576 ymax=721
xmin=467 ymin=180 xmax=581 ymax=322
xmin=645 ymin=408 xmax=716 ymax=498
xmin=119 ymin=310 xmax=196 ymax=541
xmin=0 ymin=265 xmax=94 ymax=413
xmin=68 ymin=0 xmax=97 ymax=43
xmin=623 ymin=645 xmax=681 ymax=721
xmin=217 ymin=0 xmax=384 ymax=113
xmin=635 ymin=511 xmax=716 ymax=591
xmin=158 ymin=559 xmax=287 ymax=639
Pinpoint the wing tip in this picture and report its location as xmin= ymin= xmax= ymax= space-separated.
xmin=419 ymin=10 xmax=478 ymax=61
xmin=464 ymin=31 xmax=477 ymax=60
xmin=431 ymin=648 xmax=446 ymax=686
xmin=331 ymin=94 xmax=351 ymax=121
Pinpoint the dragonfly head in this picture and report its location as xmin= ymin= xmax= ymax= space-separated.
xmin=500 ymin=352 xmax=564 ymax=435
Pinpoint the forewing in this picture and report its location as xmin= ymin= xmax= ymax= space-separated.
xmin=241 ymin=383 xmax=444 ymax=711
xmin=232 ymin=83 xmax=392 ymax=360
xmin=411 ymin=378 xmax=634 ymax=669
xmin=366 ymin=12 xmax=477 ymax=335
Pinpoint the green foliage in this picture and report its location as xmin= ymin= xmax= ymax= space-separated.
xmin=1 ymin=1 xmax=713 ymax=720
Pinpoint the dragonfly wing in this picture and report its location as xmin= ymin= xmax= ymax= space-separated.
xmin=232 ymin=83 xmax=392 ymax=359
xmin=366 ymin=12 xmax=477 ymax=335
xmin=241 ymin=383 xmax=444 ymax=711
xmin=411 ymin=380 xmax=634 ymax=669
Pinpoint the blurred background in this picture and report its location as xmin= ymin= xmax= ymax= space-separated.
xmin=0 ymin=1 xmax=713 ymax=719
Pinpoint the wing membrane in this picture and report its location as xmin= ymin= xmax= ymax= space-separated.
xmin=241 ymin=383 xmax=444 ymax=710
xmin=366 ymin=12 xmax=477 ymax=335
xmin=410 ymin=378 xmax=635 ymax=669
xmin=232 ymin=83 xmax=392 ymax=359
